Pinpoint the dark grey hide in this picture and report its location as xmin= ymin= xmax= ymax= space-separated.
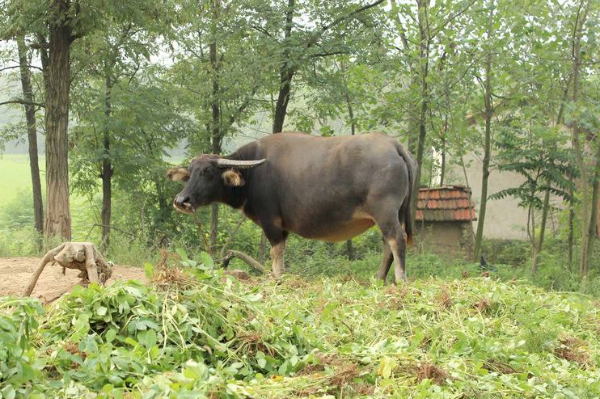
xmin=168 ymin=132 xmax=417 ymax=283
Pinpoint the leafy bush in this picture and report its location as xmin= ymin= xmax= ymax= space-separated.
xmin=32 ymin=256 xmax=314 ymax=396
xmin=3 ymin=256 xmax=600 ymax=398
xmin=0 ymin=189 xmax=35 ymax=231
xmin=0 ymin=298 xmax=45 ymax=398
xmin=480 ymin=238 xmax=531 ymax=266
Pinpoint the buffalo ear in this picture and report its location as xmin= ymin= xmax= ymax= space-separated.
xmin=167 ymin=167 xmax=190 ymax=182
xmin=222 ymin=169 xmax=245 ymax=187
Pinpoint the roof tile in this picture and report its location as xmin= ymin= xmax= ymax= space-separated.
xmin=415 ymin=186 xmax=477 ymax=222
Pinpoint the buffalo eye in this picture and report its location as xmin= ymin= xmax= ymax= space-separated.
xmin=200 ymin=167 xmax=216 ymax=177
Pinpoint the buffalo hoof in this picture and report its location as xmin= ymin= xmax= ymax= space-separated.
xmin=270 ymin=272 xmax=284 ymax=286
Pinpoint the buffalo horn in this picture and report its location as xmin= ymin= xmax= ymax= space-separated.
xmin=215 ymin=158 xmax=266 ymax=169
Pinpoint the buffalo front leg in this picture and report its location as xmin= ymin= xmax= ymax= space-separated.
xmin=270 ymin=240 xmax=286 ymax=278
xmin=263 ymin=224 xmax=288 ymax=279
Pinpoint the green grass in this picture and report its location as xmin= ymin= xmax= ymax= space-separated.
xmin=1 ymin=255 xmax=600 ymax=398
xmin=0 ymin=154 xmax=96 ymax=246
xmin=0 ymin=154 xmax=40 ymax=205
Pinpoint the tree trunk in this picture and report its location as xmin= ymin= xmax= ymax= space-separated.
xmin=406 ymin=76 xmax=420 ymax=156
xmin=585 ymin=138 xmax=600 ymax=266
xmin=555 ymin=74 xmax=572 ymax=272
xmin=16 ymin=35 xmax=44 ymax=241
xmin=210 ymin=203 xmax=219 ymax=255
xmin=272 ymin=0 xmax=295 ymax=134
xmin=569 ymin=0 xmax=590 ymax=278
xmin=538 ymin=187 xmax=551 ymax=251
xmin=155 ymin=178 xmax=168 ymax=211
xmin=101 ymin=76 xmax=113 ymax=249
xmin=343 ymin=63 xmax=356 ymax=259
xmin=568 ymin=185 xmax=575 ymax=272
xmin=273 ymin=68 xmax=294 ymax=134
xmin=209 ymin=54 xmax=221 ymax=153
xmin=44 ymin=2 xmax=73 ymax=240
xmin=345 ymin=239 xmax=355 ymax=260
xmin=572 ymin=83 xmax=588 ymax=277
xmin=440 ymin=120 xmax=447 ymax=186
xmin=532 ymin=187 xmax=551 ymax=273
xmin=258 ymin=232 xmax=267 ymax=262
xmin=410 ymin=0 xmax=430 ymax=225
xmin=209 ymin=9 xmax=221 ymax=254
xmin=529 ymin=197 xmax=537 ymax=273
xmin=474 ymin=3 xmax=495 ymax=261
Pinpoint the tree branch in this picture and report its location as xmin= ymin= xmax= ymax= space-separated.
xmin=307 ymin=0 xmax=385 ymax=48
xmin=0 ymin=65 xmax=43 ymax=73
xmin=251 ymin=25 xmax=273 ymax=38
xmin=431 ymin=0 xmax=478 ymax=38
xmin=227 ymin=86 xmax=261 ymax=130
xmin=310 ymin=50 xmax=350 ymax=58
xmin=224 ymin=250 xmax=265 ymax=274
xmin=0 ymin=99 xmax=45 ymax=108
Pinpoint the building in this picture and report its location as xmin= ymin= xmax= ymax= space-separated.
xmin=415 ymin=186 xmax=478 ymax=258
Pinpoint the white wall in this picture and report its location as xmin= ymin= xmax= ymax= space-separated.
xmin=445 ymin=153 xmax=530 ymax=240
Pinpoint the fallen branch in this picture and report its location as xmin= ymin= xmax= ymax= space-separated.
xmin=23 ymin=242 xmax=113 ymax=297
xmin=222 ymin=250 xmax=265 ymax=274
xmin=23 ymin=244 xmax=66 ymax=296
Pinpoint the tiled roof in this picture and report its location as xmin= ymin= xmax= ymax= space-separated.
xmin=416 ymin=186 xmax=477 ymax=222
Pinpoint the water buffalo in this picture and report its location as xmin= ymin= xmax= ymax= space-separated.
xmin=168 ymin=132 xmax=417 ymax=283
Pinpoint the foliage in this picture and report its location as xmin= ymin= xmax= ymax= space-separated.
xmin=2 ymin=253 xmax=600 ymax=397
xmin=3 ymin=0 xmax=600 ymax=394
xmin=1 ymin=0 xmax=600 ymax=278
xmin=0 ymin=297 xmax=45 ymax=398
xmin=491 ymin=125 xmax=575 ymax=209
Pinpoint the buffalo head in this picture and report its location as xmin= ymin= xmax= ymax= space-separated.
xmin=167 ymin=155 xmax=265 ymax=214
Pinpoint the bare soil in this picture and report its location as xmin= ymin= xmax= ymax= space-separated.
xmin=0 ymin=257 xmax=146 ymax=302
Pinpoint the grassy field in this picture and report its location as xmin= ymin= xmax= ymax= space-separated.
xmin=0 ymin=154 xmax=96 ymax=243
xmin=0 ymin=154 xmax=41 ymax=205
xmin=1 ymin=257 xmax=599 ymax=398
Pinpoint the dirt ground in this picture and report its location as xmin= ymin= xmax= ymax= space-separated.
xmin=0 ymin=257 xmax=146 ymax=302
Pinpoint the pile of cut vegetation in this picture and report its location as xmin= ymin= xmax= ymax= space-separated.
xmin=1 ymin=255 xmax=599 ymax=398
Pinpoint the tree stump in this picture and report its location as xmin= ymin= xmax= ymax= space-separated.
xmin=23 ymin=242 xmax=113 ymax=297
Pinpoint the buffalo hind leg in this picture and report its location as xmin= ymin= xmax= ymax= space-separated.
xmin=376 ymin=239 xmax=394 ymax=283
xmin=388 ymin=236 xmax=407 ymax=283
xmin=374 ymin=209 xmax=408 ymax=284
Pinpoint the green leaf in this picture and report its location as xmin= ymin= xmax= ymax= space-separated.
xmin=1 ymin=386 xmax=16 ymax=399
xmin=257 ymin=357 xmax=267 ymax=368
xmin=144 ymin=262 xmax=155 ymax=278
xmin=96 ymin=306 xmax=108 ymax=316
xmin=378 ymin=356 xmax=396 ymax=379
xmin=176 ymin=248 xmax=189 ymax=262
xmin=200 ymin=252 xmax=214 ymax=268
xmin=138 ymin=329 xmax=157 ymax=349
xmin=105 ymin=329 xmax=117 ymax=343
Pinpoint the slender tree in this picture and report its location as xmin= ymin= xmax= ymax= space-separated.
xmin=567 ymin=0 xmax=592 ymax=277
xmin=247 ymin=0 xmax=386 ymax=134
xmin=473 ymin=1 xmax=496 ymax=260
xmin=16 ymin=35 xmax=44 ymax=239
